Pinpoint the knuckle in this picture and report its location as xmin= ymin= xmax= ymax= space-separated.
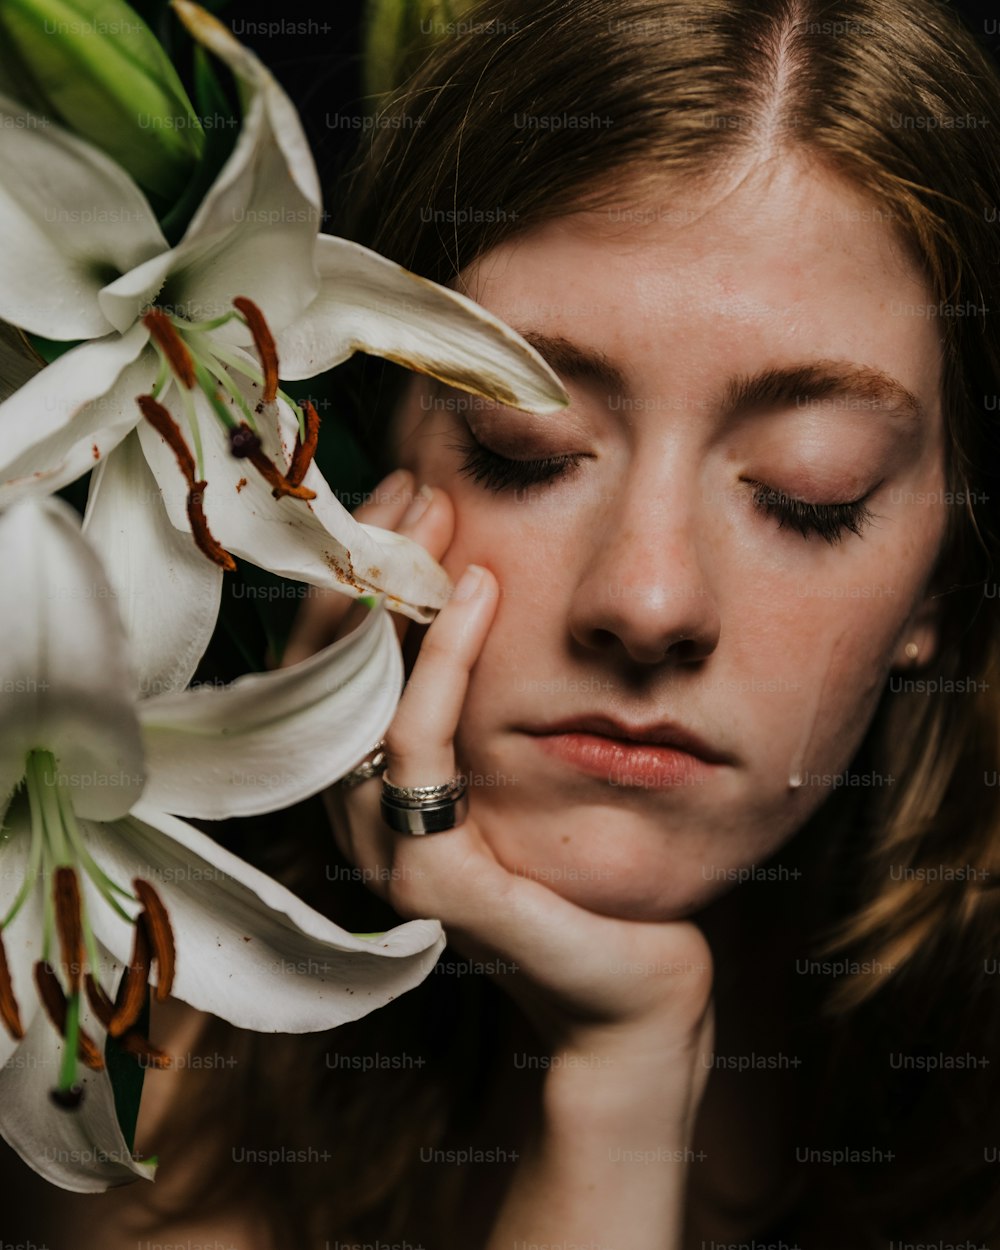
xmin=414 ymin=630 xmax=454 ymax=665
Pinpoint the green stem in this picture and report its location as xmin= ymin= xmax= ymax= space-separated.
xmin=277 ymin=388 xmax=306 ymax=439
xmin=174 ymin=310 xmax=241 ymax=333
xmin=57 ymin=787 xmax=136 ymax=925
xmin=57 ymin=990 xmax=80 ymax=1095
xmin=34 ymin=754 xmax=71 ymax=868
xmin=186 ymin=331 xmax=263 ymax=388
xmin=190 ymin=349 xmax=258 ymax=432
xmin=192 ymin=361 xmax=241 ymax=432
xmin=177 ymin=382 xmax=205 ymax=481
xmin=150 ymin=348 xmax=170 ymax=401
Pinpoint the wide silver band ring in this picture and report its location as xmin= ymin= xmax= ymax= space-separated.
xmin=380 ymin=771 xmax=469 ymax=835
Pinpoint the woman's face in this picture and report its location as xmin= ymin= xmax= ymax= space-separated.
xmin=388 ymin=153 xmax=948 ymax=922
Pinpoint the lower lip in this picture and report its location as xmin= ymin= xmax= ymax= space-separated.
xmin=532 ymin=732 xmax=719 ymax=788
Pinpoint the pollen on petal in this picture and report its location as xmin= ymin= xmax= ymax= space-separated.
xmin=133 ymin=880 xmax=176 ymax=1003
xmin=143 ymin=308 xmax=196 ymax=389
xmin=233 ymin=296 xmax=279 ymax=404
xmin=286 ymin=400 xmax=321 ymax=489
xmin=0 ymin=928 xmax=24 ymax=1041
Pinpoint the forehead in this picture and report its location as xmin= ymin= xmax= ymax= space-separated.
xmin=456 ymin=152 xmax=944 ymax=432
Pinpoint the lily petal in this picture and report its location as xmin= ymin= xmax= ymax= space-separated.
xmin=0 ymin=93 xmax=166 ymax=340
xmin=138 ymin=603 xmax=400 ymax=817
xmin=0 ymin=798 xmax=44 ymax=1067
xmin=83 ymin=806 xmax=446 ymax=1032
xmin=135 ymin=2 xmax=322 ymax=342
xmin=0 ymin=973 xmax=155 ymax=1191
xmin=0 ymin=326 xmax=154 ymax=508
xmin=83 ymin=431 xmax=223 ymax=700
xmin=276 ymin=234 xmax=570 ymax=413
xmin=172 ymin=0 xmax=321 ymax=210
xmin=0 ymin=498 xmax=145 ymax=821
xmin=136 ymin=375 xmax=452 ymax=621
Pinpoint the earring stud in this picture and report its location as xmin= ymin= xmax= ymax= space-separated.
xmin=904 ymin=641 xmax=919 ymax=662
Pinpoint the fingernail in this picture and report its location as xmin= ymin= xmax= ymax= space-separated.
xmin=372 ymin=468 xmax=411 ymax=507
xmin=453 ymin=564 xmax=486 ymax=602
xmin=401 ymin=483 xmax=434 ymax=526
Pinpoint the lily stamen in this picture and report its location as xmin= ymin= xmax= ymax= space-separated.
xmin=34 ymin=961 xmax=104 ymax=1111
xmin=109 ymin=917 xmax=152 ymax=1038
xmin=118 ymin=1033 xmax=171 ymax=1070
xmin=33 ymin=965 xmax=104 ymax=1071
xmin=132 ymin=880 xmax=176 ymax=1002
xmin=187 ymin=482 xmax=237 ymax=572
xmin=84 ymin=971 xmax=114 ymax=1028
xmin=286 ymin=399 xmax=321 ymax=488
xmin=137 ymin=394 xmax=197 ymax=483
xmin=142 ymin=309 xmax=196 ymax=389
xmin=233 ymin=296 xmax=279 ymax=403
xmin=0 ymin=929 xmax=24 ymax=1040
xmin=228 ymin=422 xmax=317 ymax=501
xmin=54 ymin=866 xmax=85 ymax=995
xmin=85 ymin=971 xmax=172 ymax=1072
xmin=137 ymin=395 xmax=236 ymax=573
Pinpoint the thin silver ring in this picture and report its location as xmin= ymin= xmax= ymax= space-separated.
xmin=381 ymin=773 xmax=465 ymax=804
xmin=337 ymin=740 xmax=388 ymax=789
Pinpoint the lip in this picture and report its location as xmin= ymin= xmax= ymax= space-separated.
xmin=523 ymin=713 xmax=735 ymax=765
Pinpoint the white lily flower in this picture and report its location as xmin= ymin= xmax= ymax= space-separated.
xmin=0 ymin=0 xmax=568 ymax=623
xmin=0 ymin=493 xmax=445 ymax=1192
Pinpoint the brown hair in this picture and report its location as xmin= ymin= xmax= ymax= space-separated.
xmin=139 ymin=1 xmax=1000 ymax=1245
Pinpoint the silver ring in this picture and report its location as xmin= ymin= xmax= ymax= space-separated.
xmin=382 ymin=773 xmax=464 ymax=803
xmin=380 ymin=771 xmax=468 ymax=835
xmin=337 ymin=740 xmax=388 ymax=789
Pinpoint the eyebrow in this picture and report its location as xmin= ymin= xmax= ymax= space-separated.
xmin=723 ymin=360 xmax=925 ymax=424
xmin=516 ymin=330 xmax=926 ymax=425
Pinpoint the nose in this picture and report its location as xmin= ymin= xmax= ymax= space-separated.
xmin=567 ymin=467 xmax=721 ymax=666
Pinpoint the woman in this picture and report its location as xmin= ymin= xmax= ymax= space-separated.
xmin=27 ymin=0 xmax=1000 ymax=1246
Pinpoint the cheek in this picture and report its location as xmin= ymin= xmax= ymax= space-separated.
xmin=725 ymin=522 xmax=939 ymax=812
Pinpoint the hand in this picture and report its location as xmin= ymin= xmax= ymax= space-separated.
xmin=284 ymin=470 xmax=715 ymax=1097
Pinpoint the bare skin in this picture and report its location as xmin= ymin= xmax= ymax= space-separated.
xmin=30 ymin=150 xmax=949 ymax=1248
xmin=290 ymin=151 xmax=948 ymax=1246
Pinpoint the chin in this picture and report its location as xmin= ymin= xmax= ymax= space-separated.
xmin=476 ymin=814 xmax=744 ymax=923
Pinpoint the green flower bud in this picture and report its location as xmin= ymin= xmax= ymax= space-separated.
xmin=0 ymin=0 xmax=204 ymax=202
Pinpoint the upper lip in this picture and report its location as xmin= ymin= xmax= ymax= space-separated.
xmin=524 ymin=713 xmax=734 ymax=765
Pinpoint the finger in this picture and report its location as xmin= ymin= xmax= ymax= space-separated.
xmin=383 ymin=564 xmax=497 ymax=786
xmin=333 ymin=563 xmax=498 ymax=898
xmin=387 ymin=482 xmax=455 ymax=650
xmin=281 ymin=468 xmax=415 ymax=666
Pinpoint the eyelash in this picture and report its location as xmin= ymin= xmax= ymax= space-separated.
xmin=448 ymin=429 xmax=878 ymax=545
xmin=743 ymin=479 xmax=878 ymax=545
xmin=446 ymin=432 xmax=586 ymax=493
